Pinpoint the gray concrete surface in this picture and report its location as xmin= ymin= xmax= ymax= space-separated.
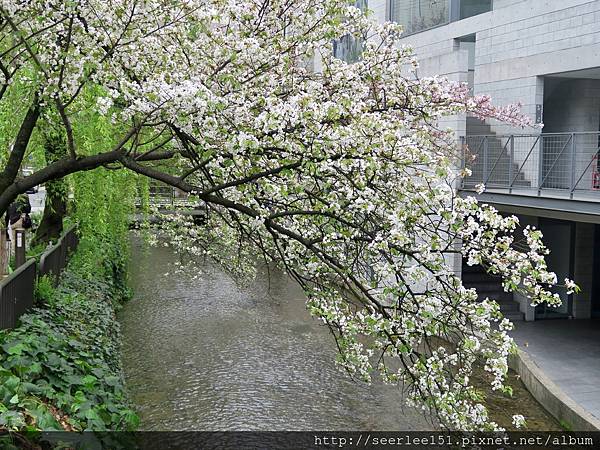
xmin=510 ymin=320 xmax=600 ymax=420
xmin=369 ymin=0 xmax=600 ymax=137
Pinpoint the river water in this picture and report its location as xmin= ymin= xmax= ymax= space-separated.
xmin=119 ymin=237 xmax=430 ymax=431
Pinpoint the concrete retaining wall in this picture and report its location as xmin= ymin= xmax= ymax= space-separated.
xmin=509 ymin=349 xmax=600 ymax=431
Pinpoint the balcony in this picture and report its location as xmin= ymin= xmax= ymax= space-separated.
xmin=460 ymin=132 xmax=600 ymax=217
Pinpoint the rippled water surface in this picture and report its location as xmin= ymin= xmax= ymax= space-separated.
xmin=119 ymin=237 xmax=430 ymax=430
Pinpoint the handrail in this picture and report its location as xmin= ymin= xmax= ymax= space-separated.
xmin=510 ymin=135 xmax=540 ymax=188
xmin=572 ymin=146 xmax=600 ymax=192
xmin=461 ymin=132 xmax=600 ymax=199
xmin=467 ymin=131 xmax=600 ymax=137
xmin=484 ymin=136 xmax=512 ymax=185
xmin=538 ymin=134 xmax=573 ymax=189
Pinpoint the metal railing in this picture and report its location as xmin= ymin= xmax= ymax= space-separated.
xmin=39 ymin=224 xmax=79 ymax=286
xmin=461 ymin=132 xmax=600 ymax=198
xmin=0 ymin=259 xmax=36 ymax=329
xmin=149 ymin=184 xmax=176 ymax=206
xmin=137 ymin=181 xmax=196 ymax=209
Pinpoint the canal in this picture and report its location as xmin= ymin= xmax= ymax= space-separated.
xmin=119 ymin=236 xmax=431 ymax=430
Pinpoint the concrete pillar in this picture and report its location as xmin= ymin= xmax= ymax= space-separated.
xmin=450 ymin=239 xmax=463 ymax=278
xmin=572 ymin=222 xmax=595 ymax=319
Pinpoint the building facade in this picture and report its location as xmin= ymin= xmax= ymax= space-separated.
xmin=367 ymin=0 xmax=600 ymax=321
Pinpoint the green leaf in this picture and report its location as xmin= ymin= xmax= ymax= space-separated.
xmin=28 ymin=406 xmax=62 ymax=431
xmin=104 ymin=375 xmax=120 ymax=387
xmin=4 ymin=375 xmax=20 ymax=392
xmin=3 ymin=343 xmax=25 ymax=356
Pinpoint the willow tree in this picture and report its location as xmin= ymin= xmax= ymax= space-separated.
xmin=0 ymin=0 xmax=574 ymax=430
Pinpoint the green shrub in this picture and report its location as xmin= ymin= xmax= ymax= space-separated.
xmin=34 ymin=275 xmax=55 ymax=306
xmin=0 ymin=267 xmax=138 ymax=432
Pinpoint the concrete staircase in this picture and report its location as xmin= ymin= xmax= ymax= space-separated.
xmin=462 ymin=263 xmax=524 ymax=321
xmin=463 ymin=117 xmax=531 ymax=189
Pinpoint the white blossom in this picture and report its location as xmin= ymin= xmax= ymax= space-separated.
xmin=2 ymin=0 xmax=556 ymax=431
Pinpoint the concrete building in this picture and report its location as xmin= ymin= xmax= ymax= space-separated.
xmin=363 ymin=0 xmax=600 ymax=322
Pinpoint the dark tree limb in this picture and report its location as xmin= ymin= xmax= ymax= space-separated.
xmin=0 ymin=98 xmax=40 ymax=193
xmin=33 ymin=129 xmax=68 ymax=245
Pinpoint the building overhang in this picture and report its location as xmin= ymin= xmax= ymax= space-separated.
xmin=458 ymin=189 xmax=600 ymax=224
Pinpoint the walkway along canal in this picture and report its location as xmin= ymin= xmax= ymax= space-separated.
xmin=119 ymin=236 xmax=431 ymax=430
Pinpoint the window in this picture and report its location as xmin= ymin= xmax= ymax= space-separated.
xmin=389 ymin=0 xmax=449 ymax=35
xmin=459 ymin=0 xmax=492 ymax=20
xmin=388 ymin=1 xmax=493 ymax=35
xmin=333 ymin=33 xmax=364 ymax=63
xmin=333 ymin=0 xmax=368 ymax=63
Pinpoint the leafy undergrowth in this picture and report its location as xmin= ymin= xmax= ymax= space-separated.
xmin=0 ymin=267 xmax=138 ymax=433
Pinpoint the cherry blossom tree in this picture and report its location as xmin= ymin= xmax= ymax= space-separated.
xmin=0 ymin=0 xmax=574 ymax=430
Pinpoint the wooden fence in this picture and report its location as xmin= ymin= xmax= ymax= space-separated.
xmin=0 ymin=225 xmax=79 ymax=330
xmin=0 ymin=259 xmax=36 ymax=329
xmin=39 ymin=225 xmax=79 ymax=285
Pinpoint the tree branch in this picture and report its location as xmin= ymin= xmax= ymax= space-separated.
xmin=0 ymin=97 xmax=40 ymax=193
xmin=200 ymin=161 xmax=302 ymax=196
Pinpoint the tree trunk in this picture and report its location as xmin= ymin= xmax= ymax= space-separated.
xmin=32 ymin=130 xmax=68 ymax=246
xmin=32 ymin=184 xmax=66 ymax=245
xmin=0 ymin=226 xmax=8 ymax=277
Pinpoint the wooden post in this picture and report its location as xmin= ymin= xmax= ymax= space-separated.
xmin=0 ymin=227 xmax=7 ymax=277
xmin=14 ymin=229 xmax=25 ymax=269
